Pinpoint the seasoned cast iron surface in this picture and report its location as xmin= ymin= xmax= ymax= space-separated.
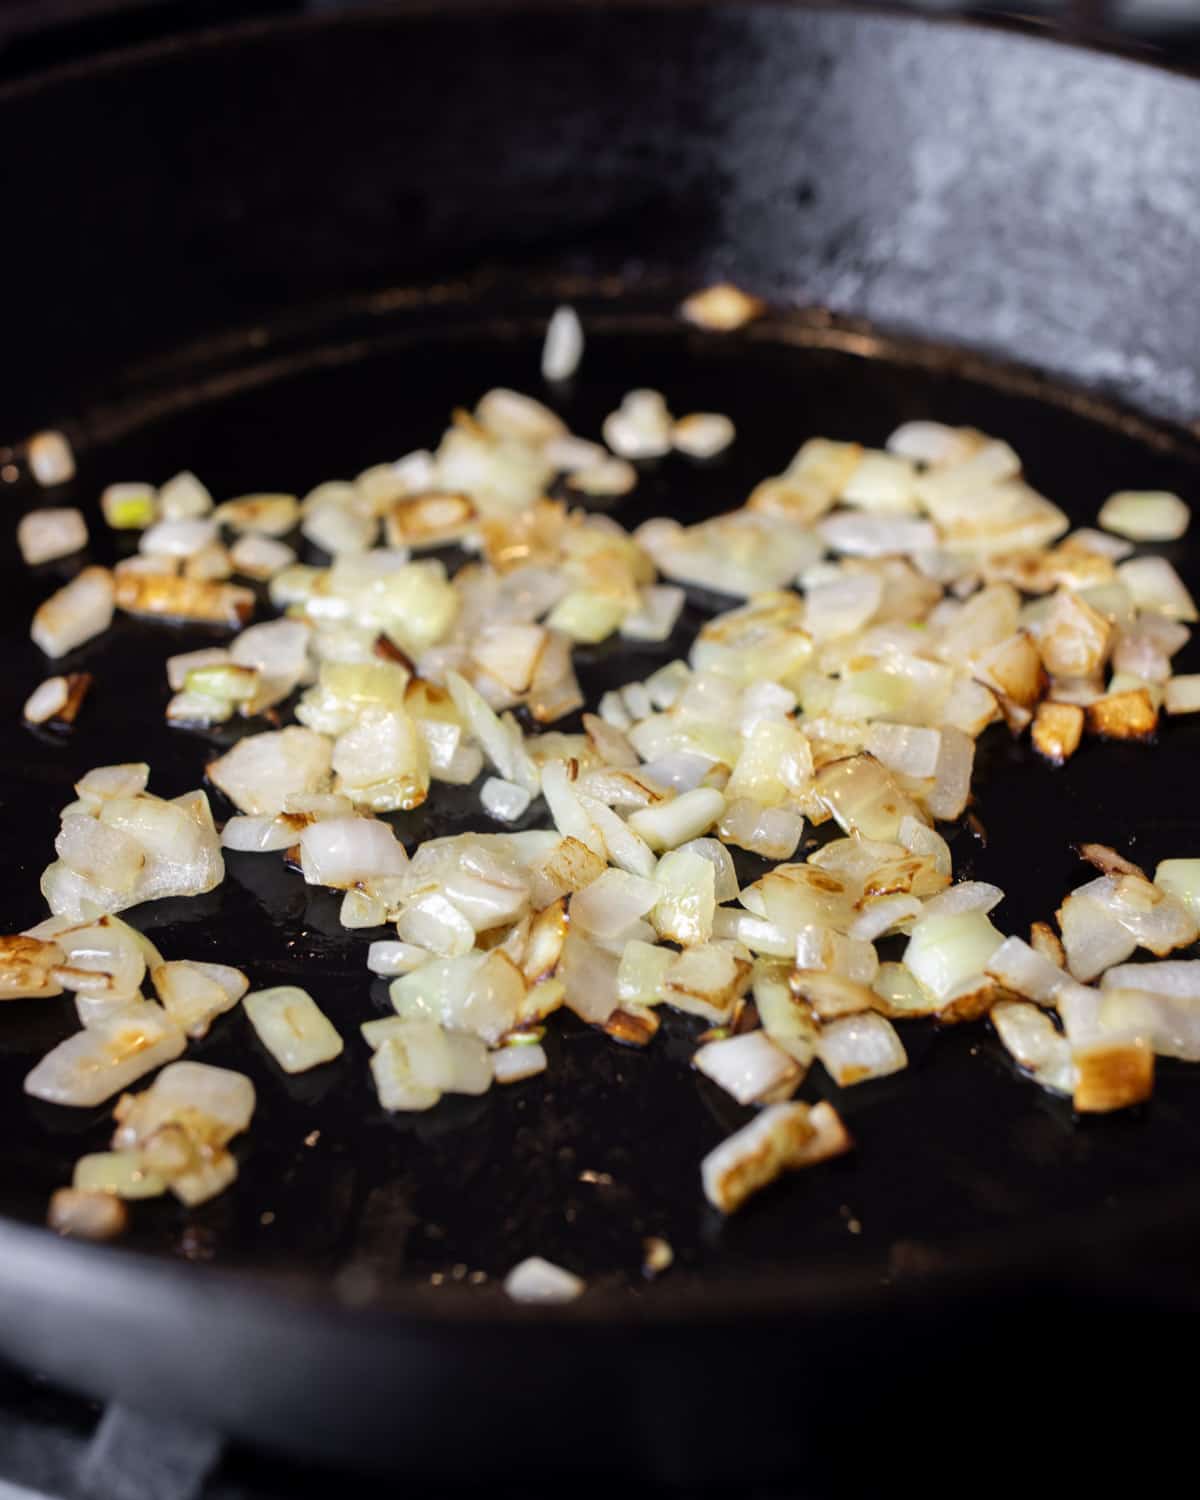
xmin=3 ymin=309 xmax=1200 ymax=1301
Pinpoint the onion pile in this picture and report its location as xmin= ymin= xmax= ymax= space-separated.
xmin=12 ymin=293 xmax=1200 ymax=1278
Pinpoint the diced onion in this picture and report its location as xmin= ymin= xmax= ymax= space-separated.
xmin=701 ymin=1100 xmax=850 ymax=1214
xmin=18 ymin=508 xmax=88 ymax=566
xmin=541 ymin=306 xmax=584 ymax=382
xmin=243 ymin=987 xmax=344 ymax=1073
xmin=493 ymin=1042 xmax=548 ymax=1084
xmin=904 ymin=909 xmax=1003 ymax=1000
xmin=299 ymin=816 xmax=408 ymax=888
xmin=629 ymin=787 xmax=725 ymax=851
xmin=1098 ymin=491 xmax=1189 ymax=542
xmin=816 ymin=1012 xmax=907 ymax=1085
xmin=672 ymin=413 xmax=735 ymax=460
xmin=140 ymin=517 xmax=217 ymax=559
xmin=504 ymin=1256 xmax=584 ymax=1304
xmin=208 ymin=728 xmax=333 ymax=817
xmin=28 ymin=430 xmax=76 ymax=488
xmin=694 ymin=1030 xmax=801 ymax=1105
xmin=47 ymin=1189 xmax=126 ymax=1240
xmin=25 ymin=1001 xmax=185 ymax=1107
xmin=24 ymin=676 xmax=70 ymax=725
xmin=31 ymin=566 xmax=114 ymax=658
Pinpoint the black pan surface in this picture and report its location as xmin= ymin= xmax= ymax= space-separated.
xmin=2 ymin=2 xmax=1200 ymax=1479
xmin=5 ymin=303 xmax=1200 ymax=1295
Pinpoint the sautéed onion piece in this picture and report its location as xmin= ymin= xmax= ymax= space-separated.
xmin=13 ymin=311 xmax=1200 ymax=1244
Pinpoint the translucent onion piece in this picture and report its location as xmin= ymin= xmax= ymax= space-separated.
xmin=865 ymin=722 xmax=940 ymax=779
xmin=361 ymin=1017 xmax=490 ymax=1097
xmin=370 ymin=1040 xmax=440 ymax=1112
xmin=541 ymin=306 xmax=584 ymax=381
xmin=75 ymin=763 xmax=149 ymax=805
xmin=1057 ymin=883 xmax=1139 ymax=981
xmin=694 ymin=1031 xmax=801 ymax=1105
xmin=566 ymin=456 xmax=638 ymax=498
xmin=640 ymin=512 xmax=822 ymax=598
xmin=991 ymin=1000 xmax=1076 ymax=1094
xmin=818 ymin=512 xmax=936 ymax=558
xmin=570 ymin=869 xmax=661 ymax=939
xmin=1098 ymin=988 xmax=1200 ymax=1062
xmin=1098 ymin=491 xmax=1189 ymax=542
xmin=504 ymin=1256 xmax=584 ymax=1304
xmin=652 ymin=848 xmax=716 ymax=947
xmin=159 ymin=471 xmax=212 ymax=520
xmin=152 ymin=960 xmax=247 ymax=1038
xmin=221 ymin=814 xmax=297 ymax=854
xmin=32 ymin=566 xmax=115 ymax=658
xmin=18 ymin=508 xmax=88 ymax=565
xmin=904 ymin=910 xmax=1003 ymax=1000
xmin=333 ymin=705 xmax=430 ymax=811
xmin=299 ymin=816 xmax=408 ymax=888
xmin=616 ymin=939 xmax=672 ymax=1007
xmin=447 ymin=670 xmax=537 ymax=791
xmin=672 ymin=413 xmax=735 ymax=460
xmin=794 ymin=928 xmax=879 ymax=984
xmin=816 ymin=1012 xmax=908 ymax=1085
xmin=492 ymin=1042 xmax=548 ymax=1084
xmin=476 ymin=388 xmax=566 ymax=446
xmin=43 ymin=789 xmax=224 ymax=919
xmin=701 ymin=1100 xmax=851 ymax=1214
xmin=140 ymin=516 xmax=218 ymax=559
xmin=215 ymin=493 xmax=299 ymax=536
xmin=243 ymin=987 xmax=343 ymax=1073
xmin=167 ymin=648 xmax=230 ymax=692
xmin=629 ymin=787 xmax=725 ymax=852
xmin=602 ymin=389 xmax=673 ymax=459
xmin=1117 ymin=556 xmax=1198 ymax=621
xmin=928 ymin=727 xmax=975 ymax=821
xmin=481 ymin=777 xmax=533 ymax=823
xmin=872 ymin=961 xmax=938 ymax=1017
xmin=814 ymin=755 xmax=925 ymax=843
xmin=662 ymin=940 xmax=751 ymax=1023
xmin=24 ymin=1001 xmax=185 ymax=1107
xmin=680 ymin=282 xmax=765 ymax=331
xmin=717 ymin=799 xmax=804 ymax=860
xmin=47 ymin=1189 xmax=127 ymax=1240
xmin=23 ymin=675 xmax=70 ymax=725
xmin=119 ymin=1081 xmax=242 ymax=1186
xmin=439 ymin=848 xmax=530 ymax=931
xmin=74 ymin=1153 xmax=167 ymax=1200
xmin=49 ymin=915 xmax=148 ymax=997
xmin=1076 ymin=873 xmax=1198 ymax=959
xmin=208 ymin=727 xmax=332 ymax=817
xmin=886 ymin=421 xmax=978 ymax=466
xmin=1100 ymin=960 xmax=1200 ymax=1000
xmin=28 ymin=430 xmax=77 ymax=488
xmin=621 ymin=585 xmax=686 ymax=643
xmin=921 ymin=882 xmax=1004 ymax=919
xmin=390 ymin=952 xmax=524 ymax=1043
xmin=1166 ymin=676 xmax=1200 ymax=715
xmin=55 ymin=815 xmax=145 ymax=895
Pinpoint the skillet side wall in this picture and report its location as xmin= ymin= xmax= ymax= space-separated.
xmin=2 ymin=4 xmax=1199 ymax=438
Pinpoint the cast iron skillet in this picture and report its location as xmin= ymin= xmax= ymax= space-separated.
xmin=1 ymin=1 xmax=1200 ymax=1485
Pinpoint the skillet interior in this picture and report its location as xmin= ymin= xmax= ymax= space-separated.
xmin=2 ymin=1 xmax=1200 ymax=1475
xmin=4 ymin=300 xmax=1200 ymax=1300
